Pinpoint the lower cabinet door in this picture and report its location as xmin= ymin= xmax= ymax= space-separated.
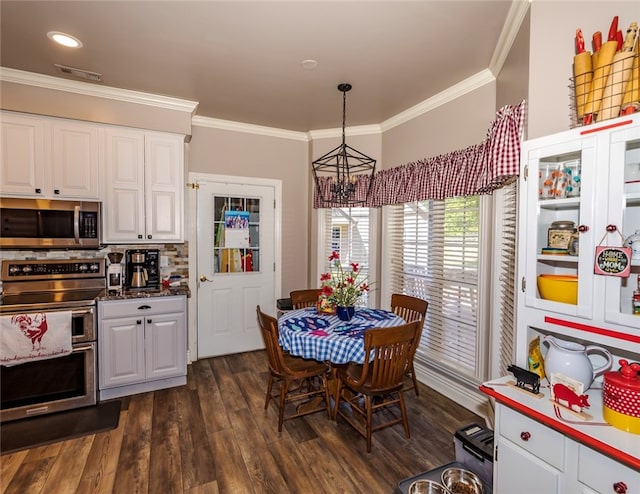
xmin=99 ymin=316 xmax=145 ymax=388
xmin=145 ymin=312 xmax=187 ymax=380
xmin=496 ymin=437 xmax=562 ymax=494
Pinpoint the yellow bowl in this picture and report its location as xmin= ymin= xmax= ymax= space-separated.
xmin=537 ymin=274 xmax=578 ymax=304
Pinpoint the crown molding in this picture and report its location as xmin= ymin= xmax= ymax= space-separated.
xmin=489 ymin=0 xmax=530 ymax=76
xmin=380 ymin=69 xmax=496 ymax=132
xmin=308 ymin=124 xmax=382 ymax=140
xmin=192 ymin=115 xmax=309 ymax=142
xmin=0 ymin=67 xmax=199 ymax=114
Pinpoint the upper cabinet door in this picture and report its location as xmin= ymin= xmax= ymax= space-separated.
xmin=603 ymin=122 xmax=640 ymax=329
xmin=102 ymin=128 xmax=146 ymax=243
xmin=520 ymin=133 xmax=598 ymax=320
xmin=144 ymin=133 xmax=184 ymax=242
xmin=102 ymin=129 xmax=184 ymax=244
xmin=0 ymin=112 xmax=46 ymax=196
xmin=0 ymin=111 xmax=100 ymax=199
xmin=50 ymin=121 xmax=100 ymax=198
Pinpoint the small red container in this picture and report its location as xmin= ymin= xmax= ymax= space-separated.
xmin=602 ymin=360 xmax=640 ymax=434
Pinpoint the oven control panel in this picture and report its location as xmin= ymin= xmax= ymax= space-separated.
xmin=1 ymin=259 xmax=105 ymax=280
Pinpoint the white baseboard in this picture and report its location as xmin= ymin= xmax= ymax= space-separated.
xmin=414 ymin=361 xmax=492 ymax=426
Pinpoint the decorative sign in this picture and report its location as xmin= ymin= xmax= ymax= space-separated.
xmin=594 ymin=246 xmax=631 ymax=277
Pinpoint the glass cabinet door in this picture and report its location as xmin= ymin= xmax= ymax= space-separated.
xmin=604 ymin=123 xmax=640 ymax=328
xmin=521 ymin=134 xmax=598 ymax=319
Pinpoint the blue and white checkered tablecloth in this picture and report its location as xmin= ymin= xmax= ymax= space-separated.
xmin=278 ymin=307 xmax=406 ymax=364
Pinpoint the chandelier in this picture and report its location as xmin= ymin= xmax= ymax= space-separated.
xmin=312 ymin=83 xmax=376 ymax=205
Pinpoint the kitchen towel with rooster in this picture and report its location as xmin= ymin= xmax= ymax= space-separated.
xmin=0 ymin=311 xmax=72 ymax=365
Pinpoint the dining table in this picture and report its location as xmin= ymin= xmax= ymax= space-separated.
xmin=277 ymin=306 xmax=406 ymax=365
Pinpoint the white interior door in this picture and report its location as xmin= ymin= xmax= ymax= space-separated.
xmin=196 ymin=178 xmax=277 ymax=358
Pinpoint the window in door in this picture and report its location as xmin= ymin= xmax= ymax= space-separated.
xmin=212 ymin=195 xmax=260 ymax=273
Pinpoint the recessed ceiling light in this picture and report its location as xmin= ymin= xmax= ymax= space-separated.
xmin=47 ymin=31 xmax=83 ymax=48
xmin=302 ymin=59 xmax=318 ymax=70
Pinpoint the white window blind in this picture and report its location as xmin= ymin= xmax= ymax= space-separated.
xmin=320 ymin=207 xmax=372 ymax=307
xmin=384 ymin=197 xmax=480 ymax=378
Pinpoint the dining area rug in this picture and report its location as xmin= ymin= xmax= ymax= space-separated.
xmin=1 ymin=400 xmax=121 ymax=455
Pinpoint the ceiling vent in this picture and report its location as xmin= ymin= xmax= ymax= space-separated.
xmin=54 ymin=64 xmax=103 ymax=82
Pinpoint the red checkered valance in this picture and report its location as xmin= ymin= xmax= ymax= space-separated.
xmin=313 ymin=100 xmax=526 ymax=208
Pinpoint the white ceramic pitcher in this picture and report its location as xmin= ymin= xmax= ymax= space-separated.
xmin=544 ymin=335 xmax=613 ymax=391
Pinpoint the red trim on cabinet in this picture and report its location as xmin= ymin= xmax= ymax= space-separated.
xmin=479 ymin=384 xmax=640 ymax=471
xmin=579 ymin=119 xmax=633 ymax=135
xmin=544 ymin=316 xmax=640 ymax=344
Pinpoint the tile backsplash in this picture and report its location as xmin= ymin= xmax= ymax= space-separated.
xmin=1 ymin=242 xmax=190 ymax=284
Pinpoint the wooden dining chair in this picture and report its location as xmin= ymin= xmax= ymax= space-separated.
xmin=391 ymin=293 xmax=429 ymax=396
xmin=256 ymin=306 xmax=331 ymax=432
xmin=333 ymin=320 xmax=421 ymax=453
xmin=290 ymin=289 xmax=320 ymax=309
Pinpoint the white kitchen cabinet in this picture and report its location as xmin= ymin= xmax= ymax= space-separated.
xmin=493 ymin=401 xmax=639 ymax=494
xmin=98 ymin=295 xmax=187 ymax=400
xmin=517 ymin=114 xmax=640 ymax=360
xmin=0 ymin=111 xmax=99 ymax=199
xmin=102 ymin=128 xmax=184 ymax=243
xmin=483 ymin=114 xmax=640 ymax=494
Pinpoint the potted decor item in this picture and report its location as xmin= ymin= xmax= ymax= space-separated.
xmin=320 ymin=251 xmax=369 ymax=321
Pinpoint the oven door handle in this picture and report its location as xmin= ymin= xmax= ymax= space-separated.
xmin=72 ymin=344 xmax=94 ymax=352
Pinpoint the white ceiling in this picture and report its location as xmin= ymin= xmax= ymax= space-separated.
xmin=0 ymin=1 xmax=520 ymax=132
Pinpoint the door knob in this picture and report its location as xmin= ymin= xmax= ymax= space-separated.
xmin=199 ymin=275 xmax=213 ymax=282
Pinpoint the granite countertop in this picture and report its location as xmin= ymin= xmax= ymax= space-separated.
xmin=98 ymin=285 xmax=191 ymax=301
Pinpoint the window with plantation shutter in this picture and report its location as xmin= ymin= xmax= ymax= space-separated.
xmin=383 ymin=196 xmax=481 ymax=380
xmin=492 ymin=180 xmax=517 ymax=378
xmin=319 ymin=207 xmax=372 ymax=307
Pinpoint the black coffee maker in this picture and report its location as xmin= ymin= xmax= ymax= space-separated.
xmin=124 ymin=249 xmax=160 ymax=289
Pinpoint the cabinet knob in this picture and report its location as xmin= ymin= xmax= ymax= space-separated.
xmin=147 ymin=235 xmax=152 ymax=239
xmin=136 ymin=319 xmax=142 ymax=325
xmin=138 ymin=305 xmax=152 ymax=310
xmin=54 ymin=189 xmax=60 ymax=195
xmin=147 ymin=319 xmax=152 ymax=324
xmin=520 ymin=431 xmax=531 ymax=441
xmin=606 ymin=224 xmax=617 ymax=232
xmin=138 ymin=234 xmax=143 ymax=239
xmin=35 ymin=188 xmax=41 ymax=194
xmin=613 ymin=482 xmax=628 ymax=494
xmin=578 ymin=224 xmax=589 ymax=233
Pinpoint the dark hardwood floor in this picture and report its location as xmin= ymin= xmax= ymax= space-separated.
xmin=1 ymin=351 xmax=484 ymax=493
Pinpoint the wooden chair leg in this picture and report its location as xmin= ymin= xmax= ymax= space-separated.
xmin=322 ymin=374 xmax=332 ymax=420
xmin=265 ymin=375 xmax=274 ymax=410
xmin=365 ymin=395 xmax=373 ymax=453
xmin=410 ymin=363 xmax=419 ymax=397
xmin=333 ymin=378 xmax=342 ymax=420
xmin=399 ymin=391 xmax=411 ymax=439
xmin=278 ymin=380 xmax=288 ymax=432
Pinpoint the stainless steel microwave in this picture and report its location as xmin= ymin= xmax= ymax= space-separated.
xmin=0 ymin=198 xmax=101 ymax=249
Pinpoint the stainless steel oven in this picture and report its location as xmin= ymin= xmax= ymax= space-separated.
xmin=0 ymin=259 xmax=106 ymax=422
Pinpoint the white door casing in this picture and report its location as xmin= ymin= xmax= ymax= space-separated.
xmin=190 ymin=173 xmax=281 ymax=359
